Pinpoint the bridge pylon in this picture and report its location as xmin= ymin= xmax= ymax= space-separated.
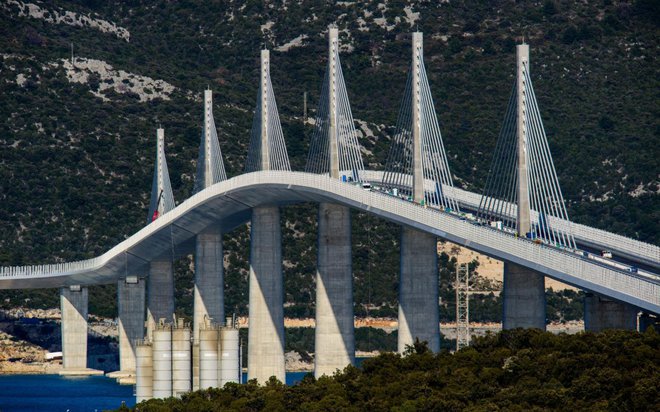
xmin=147 ymin=128 xmax=175 ymax=225
xmin=476 ymin=44 xmax=575 ymax=249
xmin=477 ymin=44 xmax=579 ymax=330
xmin=306 ymin=27 xmax=364 ymax=179
xmin=246 ymin=49 xmax=288 ymax=383
xmin=307 ymin=25 xmax=359 ymax=378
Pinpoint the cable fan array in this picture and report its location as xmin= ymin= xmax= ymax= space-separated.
xmin=245 ymin=56 xmax=291 ymax=173
xmin=382 ymin=57 xmax=459 ymax=211
xmin=477 ymin=61 xmax=575 ymax=249
xmin=148 ymin=129 xmax=175 ymax=224
xmin=305 ymin=45 xmax=364 ymax=179
xmin=194 ymin=92 xmax=227 ymax=193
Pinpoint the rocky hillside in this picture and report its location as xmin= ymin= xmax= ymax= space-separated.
xmin=0 ymin=1 xmax=657 ymax=318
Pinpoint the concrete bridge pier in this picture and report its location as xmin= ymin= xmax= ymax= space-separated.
xmin=193 ymin=228 xmax=224 ymax=390
xmin=110 ymin=276 xmax=145 ymax=378
xmin=194 ymin=229 xmax=224 ymax=341
xmin=147 ymin=259 xmax=175 ymax=341
xmin=248 ymin=206 xmax=285 ymax=383
xmin=584 ymin=293 xmax=638 ymax=331
xmin=59 ymin=285 xmax=101 ymax=375
xmin=398 ymin=228 xmax=440 ymax=353
xmin=315 ymin=203 xmax=354 ymax=377
xmin=502 ymin=263 xmax=546 ymax=329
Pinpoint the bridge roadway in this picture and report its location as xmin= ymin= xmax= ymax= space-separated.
xmin=360 ymin=170 xmax=660 ymax=271
xmin=0 ymin=171 xmax=658 ymax=314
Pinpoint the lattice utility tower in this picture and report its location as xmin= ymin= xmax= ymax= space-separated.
xmin=455 ymin=263 xmax=470 ymax=351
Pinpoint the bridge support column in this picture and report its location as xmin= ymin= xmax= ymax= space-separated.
xmin=194 ymin=229 xmax=224 ymax=340
xmin=147 ymin=259 xmax=174 ymax=341
xmin=315 ymin=203 xmax=354 ymax=377
xmin=59 ymin=285 xmax=99 ymax=375
xmin=248 ymin=206 xmax=285 ymax=383
xmin=584 ymin=293 xmax=637 ymax=331
xmin=502 ymin=263 xmax=546 ymax=329
xmin=398 ymin=228 xmax=439 ymax=353
xmin=115 ymin=276 xmax=145 ymax=375
xmin=193 ymin=229 xmax=224 ymax=390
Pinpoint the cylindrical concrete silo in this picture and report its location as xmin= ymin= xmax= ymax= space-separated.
xmin=199 ymin=326 xmax=219 ymax=390
xmin=192 ymin=342 xmax=200 ymax=392
xmin=135 ymin=340 xmax=153 ymax=403
xmin=219 ymin=317 xmax=240 ymax=386
xmin=172 ymin=322 xmax=192 ymax=397
xmin=152 ymin=324 xmax=172 ymax=399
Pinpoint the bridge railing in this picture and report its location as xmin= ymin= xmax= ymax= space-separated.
xmin=361 ymin=170 xmax=660 ymax=265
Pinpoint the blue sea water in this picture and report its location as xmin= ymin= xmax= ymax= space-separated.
xmin=0 ymin=372 xmax=311 ymax=412
xmin=0 ymin=374 xmax=135 ymax=412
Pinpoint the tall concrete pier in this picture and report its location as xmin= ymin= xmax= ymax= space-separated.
xmin=192 ymin=226 xmax=224 ymax=392
xmin=584 ymin=293 xmax=638 ymax=331
xmin=247 ymin=49 xmax=285 ymax=383
xmin=315 ymin=26 xmax=355 ymax=378
xmin=502 ymin=262 xmax=546 ymax=329
xmin=117 ymin=276 xmax=145 ymax=373
xmin=397 ymin=32 xmax=440 ymax=353
xmin=502 ymin=44 xmax=546 ymax=330
xmin=59 ymin=285 xmax=89 ymax=372
xmin=147 ymin=259 xmax=174 ymax=340
xmin=316 ymin=203 xmax=354 ymax=376
xmin=248 ymin=206 xmax=285 ymax=382
xmin=194 ymin=229 xmax=224 ymax=341
xmin=399 ymin=228 xmax=439 ymax=352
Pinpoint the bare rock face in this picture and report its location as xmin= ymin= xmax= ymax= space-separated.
xmin=284 ymin=351 xmax=313 ymax=372
xmin=0 ymin=330 xmax=61 ymax=373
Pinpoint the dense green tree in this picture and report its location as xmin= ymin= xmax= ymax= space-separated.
xmin=123 ymin=329 xmax=660 ymax=411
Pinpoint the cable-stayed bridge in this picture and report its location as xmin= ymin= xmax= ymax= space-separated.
xmin=0 ymin=27 xmax=657 ymax=400
xmin=3 ymin=171 xmax=655 ymax=304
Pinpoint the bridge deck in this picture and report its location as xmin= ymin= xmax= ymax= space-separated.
xmin=360 ymin=170 xmax=660 ymax=270
xmin=0 ymin=172 xmax=658 ymax=314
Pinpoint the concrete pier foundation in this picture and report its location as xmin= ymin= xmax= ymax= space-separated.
xmin=194 ymin=229 xmax=224 ymax=341
xmin=117 ymin=276 xmax=145 ymax=373
xmin=398 ymin=228 xmax=440 ymax=353
xmin=147 ymin=259 xmax=174 ymax=341
xmin=59 ymin=285 xmax=91 ymax=372
xmin=248 ymin=206 xmax=285 ymax=383
xmin=584 ymin=293 xmax=638 ymax=331
xmin=315 ymin=203 xmax=354 ymax=377
xmin=192 ymin=229 xmax=224 ymax=391
xmin=502 ymin=262 xmax=546 ymax=329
